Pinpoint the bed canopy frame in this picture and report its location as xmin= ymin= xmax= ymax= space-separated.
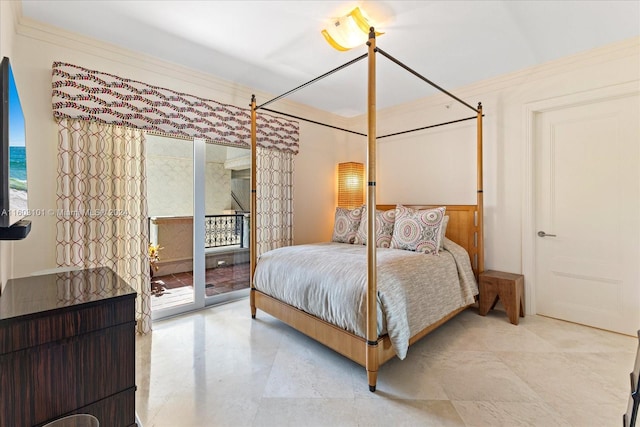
xmin=249 ymin=28 xmax=484 ymax=392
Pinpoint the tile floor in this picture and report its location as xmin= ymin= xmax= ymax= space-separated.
xmin=135 ymin=299 xmax=636 ymax=427
xmin=150 ymin=263 xmax=250 ymax=310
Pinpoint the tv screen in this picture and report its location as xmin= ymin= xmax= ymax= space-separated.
xmin=0 ymin=56 xmax=28 ymax=228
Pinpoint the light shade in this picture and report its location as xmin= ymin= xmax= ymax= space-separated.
xmin=321 ymin=7 xmax=383 ymax=51
xmin=337 ymin=162 xmax=364 ymax=209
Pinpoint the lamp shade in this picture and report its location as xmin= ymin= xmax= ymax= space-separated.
xmin=337 ymin=162 xmax=364 ymax=209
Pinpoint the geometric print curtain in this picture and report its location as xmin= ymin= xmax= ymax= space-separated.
xmin=55 ymin=118 xmax=152 ymax=334
xmin=51 ymin=62 xmax=300 ymax=330
xmin=256 ymin=147 xmax=294 ymax=255
xmin=52 ymin=61 xmax=299 ymax=153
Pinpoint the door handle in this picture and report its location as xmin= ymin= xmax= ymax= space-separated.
xmin=537 ymin=231 xmax=557 ymax=237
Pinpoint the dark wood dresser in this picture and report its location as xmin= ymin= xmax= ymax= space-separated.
xmin=0 ymin=267 xmax=137 ymax=427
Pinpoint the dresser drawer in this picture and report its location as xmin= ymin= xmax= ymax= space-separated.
xmin=0 ymin=321 xmax=136 ymax=427
xmin=0 ymin=297 xmax=135 ymax=354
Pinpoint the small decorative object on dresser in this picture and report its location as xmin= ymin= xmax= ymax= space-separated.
xmin=478 ymin=270 xmax=525 ymax=325
xmin=624 ymin=330 xmax=640 ymax=427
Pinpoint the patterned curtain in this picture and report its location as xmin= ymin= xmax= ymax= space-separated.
xmin=52 ymin=61 xmax=300 ymax=153
xmin=256 ymin=147 xmax=294 ymax=254
xmin=56 ymin=118 xmax=151 ymax=334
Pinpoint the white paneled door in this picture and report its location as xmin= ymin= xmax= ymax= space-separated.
xmin=535 ymin=93 xmax=640 ymax=335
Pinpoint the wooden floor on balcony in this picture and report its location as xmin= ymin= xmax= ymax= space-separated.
xmin=150 ymin=262 xmax=250 ymax=311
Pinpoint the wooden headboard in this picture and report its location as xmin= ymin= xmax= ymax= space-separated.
xmin=378 ymin=204 xmax=481 ymax=278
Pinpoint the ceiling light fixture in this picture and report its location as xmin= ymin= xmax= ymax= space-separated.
xmin=321 ymin=7 xmax=383 ymax=51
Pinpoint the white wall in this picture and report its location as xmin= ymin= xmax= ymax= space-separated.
xmin=346 ymin=37 xmax=640 ymax=276
xmin=293 ymin=121 xmax=359 ymax=244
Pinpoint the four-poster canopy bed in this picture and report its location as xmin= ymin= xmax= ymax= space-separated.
xmin=249 ymin=28 xmax=484 ymax=392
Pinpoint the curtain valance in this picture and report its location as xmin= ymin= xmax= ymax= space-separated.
xmin=51 ymin=62 xmax=299 ymax=153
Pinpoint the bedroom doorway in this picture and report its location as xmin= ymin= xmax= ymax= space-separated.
xmin=532 ymin=89 xmax=640 ymax=335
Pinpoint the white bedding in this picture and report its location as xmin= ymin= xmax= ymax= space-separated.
xmin=253 ymin=238 xmax=478 ymax=359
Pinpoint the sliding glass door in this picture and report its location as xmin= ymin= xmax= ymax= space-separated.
xmin=147 ymin=135 xmax=196 ymax=318
xmin=147 ymin=136 xmax=250 ymax=320
xmin=202 ymin=143 xmax=251 ymax=305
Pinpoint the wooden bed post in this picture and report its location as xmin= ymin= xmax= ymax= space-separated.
xmin=476 ymin=102 xmax=484 ymax=275
xmin=366 ymin=27 xmax=379 ymax=392
xmin=250 ymin=95 xmax=258 ymax=318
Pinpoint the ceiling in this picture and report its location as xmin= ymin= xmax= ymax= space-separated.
xmin=20 ymin=1 xmax=640 ymax=117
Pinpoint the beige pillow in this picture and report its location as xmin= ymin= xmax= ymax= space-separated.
xmin=439 ymin=215 xmax=449 ymax=250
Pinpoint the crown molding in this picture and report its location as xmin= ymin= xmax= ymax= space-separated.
xmin=15 ymin=16 xmax=258 ymax=100
xmin=351 ymin=36 xmax=640 ymax=121
xmin=14 ymin=13 xmax=350 ymax=130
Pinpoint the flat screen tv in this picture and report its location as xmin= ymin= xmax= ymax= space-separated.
xmin=0 ymin=56 xmax=30 ymax=239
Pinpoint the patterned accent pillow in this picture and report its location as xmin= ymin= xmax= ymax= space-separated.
xmin=354 ymin=206 xmax=396 ymax=248
xmin=391 ymin=205 xmax=446 ymax=254
xmin=331 ymin=207 xmax=363 ymax=244
xmin=439 ymin=215 xmax=449 ymax=250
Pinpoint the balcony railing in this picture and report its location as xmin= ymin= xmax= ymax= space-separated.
xmin=205 ymin=214 xmax=248 ymax=249
xmin=149 ymin=213 xmax=250 ymax=256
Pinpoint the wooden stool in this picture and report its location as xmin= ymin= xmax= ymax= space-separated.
xmin=478 ymin=270 xmax=525 ymax=325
